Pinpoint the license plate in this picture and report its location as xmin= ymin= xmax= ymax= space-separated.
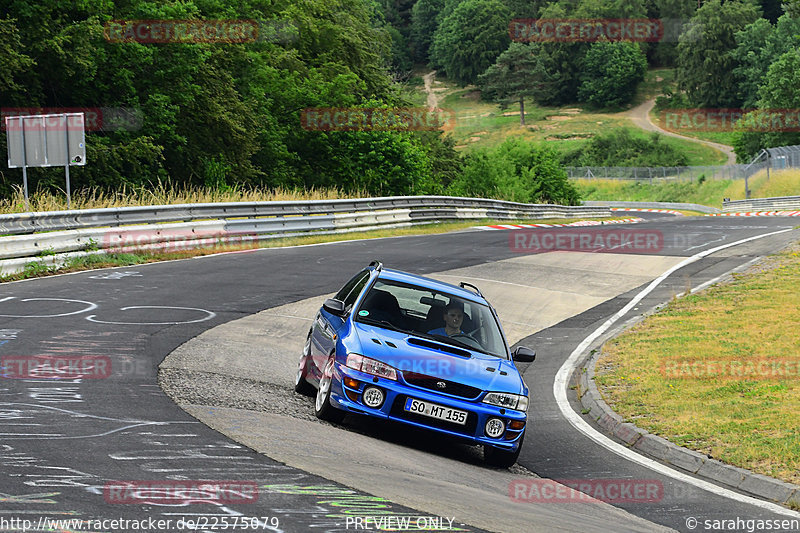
xmin=404 ymin=398 xmax=468 ymax=426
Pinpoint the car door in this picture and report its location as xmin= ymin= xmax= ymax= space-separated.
xmin=309 ymin=269 xmax=371 ymax=380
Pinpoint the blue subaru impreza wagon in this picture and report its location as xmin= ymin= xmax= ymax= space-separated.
xmin=295 ymin=261 xmax=536 ymax=467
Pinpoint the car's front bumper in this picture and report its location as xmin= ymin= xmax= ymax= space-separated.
xmin=331 ymin=362 xmax=527 ymax=451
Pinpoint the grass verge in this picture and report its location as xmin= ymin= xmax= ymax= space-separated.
xmin=650 ymin=107 xmax=737 ymax=147
xmin=0 ymin=183 xmax=368 ymax=214
xmin=0 ymin=216 xmax=632 ymax=283
xmin=595 ymin=242 xmax=800 ymax=485
xmin=575 ymin=168 xmax=800 ymax=208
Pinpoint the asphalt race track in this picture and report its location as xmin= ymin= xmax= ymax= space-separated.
xmin=1 ymin=213 xmax=799 ymax=533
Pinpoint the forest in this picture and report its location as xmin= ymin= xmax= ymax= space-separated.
xmin=0 ymin=0 xmax=796 ymax=204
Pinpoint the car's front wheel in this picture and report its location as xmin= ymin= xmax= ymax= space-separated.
xmin=314 ymin=355 xmax=345 ymax=423
xmin=484 ymin=433 xmax=524 ymax=468
xmin=294 ymin=334 xmax=316 ymax=396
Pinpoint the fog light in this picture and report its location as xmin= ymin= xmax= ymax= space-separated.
xmin=484 ymin=418 xmax=506 ymax=438
xmin=362 ymin=386 xmax=385 ymax=408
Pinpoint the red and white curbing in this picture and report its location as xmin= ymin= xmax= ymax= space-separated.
xmin=610 ymin=207 xmax=684 ymax=216
xmin=706 ymin=211 xmax=800 ymax=217
xmin=474 ymin=217 xmax=644 ymax=230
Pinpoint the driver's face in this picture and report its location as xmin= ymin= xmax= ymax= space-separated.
xmin=444 ymin=309 xmax=463 ymax=327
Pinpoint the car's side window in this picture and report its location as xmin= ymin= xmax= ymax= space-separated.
xmin=341 ymin=272 xmax=370 ymax=311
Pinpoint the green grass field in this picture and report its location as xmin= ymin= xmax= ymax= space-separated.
xmin=575 ymin=168 xmax=800 ymax=208
xmin=420 ymin=70 xmax=727 ymax=166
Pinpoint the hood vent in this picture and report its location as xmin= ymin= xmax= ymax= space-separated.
xmin=407 ymin=337 xmax=471 ymax=358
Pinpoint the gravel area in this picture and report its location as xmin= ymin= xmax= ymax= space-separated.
xmin=159 ymin=368 xmax=319 ymax=421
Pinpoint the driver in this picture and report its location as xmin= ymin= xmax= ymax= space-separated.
xmin=428 ymin=300 xmax=465 ymax=337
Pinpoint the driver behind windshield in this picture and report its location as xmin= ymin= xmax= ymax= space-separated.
xmin=428 ymin=300 xmax=464 ymax=337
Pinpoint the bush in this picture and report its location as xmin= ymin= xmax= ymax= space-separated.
xmin=561 ymin=129 xmax=689 ymax=167
xmin=447 ymin=138 xmax=579 ymax=205
xmin=578 ymin=41 xmax=647 ymax=108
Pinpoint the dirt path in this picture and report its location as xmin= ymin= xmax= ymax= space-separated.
xmin=627 ymin=99 xmax=737 ymax=165
xmin=423 ymin=70 xmax=438 ymax=110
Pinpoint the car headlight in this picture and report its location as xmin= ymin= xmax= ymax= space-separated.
xmin=482 ymin=392 xmax=528 ymax=412
xmin=346 ymin=354 xmax=397 ymax=381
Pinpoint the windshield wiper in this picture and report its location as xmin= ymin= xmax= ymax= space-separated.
xmin=423 ymin=332 xmax=502 ymax=358
xmin=357 ymin=317 xmax=414 ymax=336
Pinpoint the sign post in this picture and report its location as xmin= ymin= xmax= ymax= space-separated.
xmin=5 ymin=112 xmax=86 ymax=211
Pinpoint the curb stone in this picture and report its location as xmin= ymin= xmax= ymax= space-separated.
xmin=577 ymin=347 xmax=800 ymax=507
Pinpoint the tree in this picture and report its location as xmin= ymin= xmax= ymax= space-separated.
xmin=645 ymin=0 xmax=696 ymax=67
xmin=578 ymin=41 xmax=647 ymax=108
xmin=731 ymin=15 xmax=800 ymax=109
xmin=676 ymin=0 xmax=760 ymax=107
xmin=477 ymin=43 xmax=548 ymax=125
xmin=410 ymin=0 xmax=444 ymax=61
xmin=0 ymin=18 xmax=35 ymax=106
xmin=732 ymin=50 xmax=800 ymax=161
xmin=517 ymin=2 xmax=587 ymax=106
xmin=429 ymin=0 xmax=511 ymax=85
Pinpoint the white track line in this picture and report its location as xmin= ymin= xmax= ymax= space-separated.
xmin=553 ymin=228 xmax=800 ymax=517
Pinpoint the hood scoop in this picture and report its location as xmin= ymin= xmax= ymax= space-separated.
xmin=407 ymin=337 xmax=471 ymax=358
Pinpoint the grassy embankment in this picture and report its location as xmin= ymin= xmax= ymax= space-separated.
xmin=404 ymin=67 xmax=727 ymax=165
xmin=595 ymin=244 xmax=800 ymax=489
xmin=575 ymin=168 xmax=800 ymax=208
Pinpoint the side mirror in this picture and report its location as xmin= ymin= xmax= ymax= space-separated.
xmin=323 ymin=298 xmax=346 ymax=317
xmin=512 ymin=346 xmax=536 ymax=362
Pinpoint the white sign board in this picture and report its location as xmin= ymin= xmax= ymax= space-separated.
xmin=4 ymin=112 xmax=86 ymax=210
xmin=6 ymin=113 xmax=86 ymax=168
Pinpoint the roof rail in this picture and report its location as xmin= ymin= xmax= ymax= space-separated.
xmin=459 ymin=281 xmax=483 ymax=297
xmin=369 ymin=260 xmax=383 ymax=272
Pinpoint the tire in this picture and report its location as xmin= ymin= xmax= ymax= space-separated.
xmin=294 ymin=333 xmax=316 ymax=396
xmin=314 ymin=355 xmax=345 ymax=423
xmin=484 ymin=433 xmax=524 ymax=468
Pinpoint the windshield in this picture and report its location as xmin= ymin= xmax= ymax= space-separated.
xmin=354 ymin=279 xmax=509 ymax=359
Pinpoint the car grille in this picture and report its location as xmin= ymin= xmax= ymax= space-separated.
xmin=390 ymin=395 xmax=477 ymax=435
xmin=402 ymin=372 xmax=482 ymax=400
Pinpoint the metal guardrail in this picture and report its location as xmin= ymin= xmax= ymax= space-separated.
xmin=722 ymin=195 xmax=800 ymax=212
xmin=0 ymin=196 xmax=604 ymax=236
xmin=0 ymin=196 xmax=611 ymax=275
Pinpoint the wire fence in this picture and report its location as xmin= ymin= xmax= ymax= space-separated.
xmin=566 ymin=165 xmax=752 ymax=182
xmin=566 ymin=144 xmax=800 ymax=182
